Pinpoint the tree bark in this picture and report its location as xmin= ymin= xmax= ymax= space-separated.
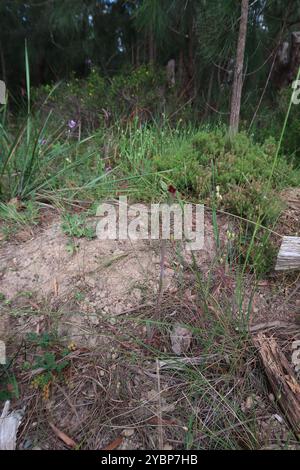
xmin=229 ymin=0 xmax=249 ymax=137
xmin=203 ymin=68 xmax=214 ymax=120
xmin=149 ymin=28 xmax=155 ymax=65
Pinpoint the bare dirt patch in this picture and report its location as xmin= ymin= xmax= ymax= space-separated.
xmin=0 ymin=207 xmax=299 ymax=450
xmin=0 ymin=211 xmax=230 ymax=344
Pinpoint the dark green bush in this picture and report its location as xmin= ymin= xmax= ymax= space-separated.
xmin=252 ymin=87 xmax=300 ymax=167
xmin=34 ymin=66 xmax=170 ymax=131
xmin=154 ymin=128 xmax=300 ymax=274
xmin=154 ymin=129 xmax=300 ymax=225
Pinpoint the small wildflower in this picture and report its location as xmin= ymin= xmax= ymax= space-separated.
xmin=168 ymin=185 xmax=177 ymax=195
xmin=216 ymin=185 xmax=223 ymax=201
xmin=42 ymin=383 xmax=50 ymax=400
xmin=226 ymin=230 xmax=236 ymax=241
xmin=68 ymin=119 xmax=77 ymax=130
xmin=68 ymin=341 xmax=77 ymax=351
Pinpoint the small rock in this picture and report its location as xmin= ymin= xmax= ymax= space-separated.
xmin=273 ymin=414 xmax=284 ymax=424
xmin=122 ymin=428 xmax=135 ymax=438
xmin=163 ymin=444 xmax=173 ymax=450
xmin=245 ymin=396 xmax=254 ymax=410
xmin=114 ymin=303 xmax=123 ymax=315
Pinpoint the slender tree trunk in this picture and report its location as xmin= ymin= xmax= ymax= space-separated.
xmin=149 ymin=28 xmax=155 ymax=65
xmin=203 ymin=68 xmax=214 ymax=120
xmin=131 ymin=42 xmax=134 ymax=67
xmin=229 ymin=0 xmax=249 ymax=137
xmin=136 ymin=42 xmax=140 ymax=67
xmin=178 ymin=49 xmax=185 ymax=92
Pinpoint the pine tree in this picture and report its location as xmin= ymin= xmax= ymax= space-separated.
xmin=229 ymin=0 xmax=249 ymax=136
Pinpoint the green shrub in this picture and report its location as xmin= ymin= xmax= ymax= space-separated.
xmin=34 ymin=66 xmax=169 ymax=131
xmin=154 ymin=128 xmax=300 ymax=274
xmin=154 ymin=129 xmax=300 ymax=224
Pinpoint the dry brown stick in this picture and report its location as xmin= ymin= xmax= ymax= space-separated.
xmin=156 ymin=359 xmax=164 ymax=450
xmin=49 ymin=422 xmax=77 ymax=448
xmin=147 ymin=239 xmax=166 ymax=340
xmin=157 ymin=239 xmax=166 ymax=312
xmin=254 ymin=333 xmax=300 ymax=441
xmin=246 ymin=321 xmax=299 ymax=333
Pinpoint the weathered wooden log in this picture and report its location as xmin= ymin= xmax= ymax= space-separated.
xmin=0 ymin=401 xmax=23 ymax=450
xmin=275 ymin=236 xmax=300 ymax=271
xmin=254 ymin=333 xmax=300 ymax=441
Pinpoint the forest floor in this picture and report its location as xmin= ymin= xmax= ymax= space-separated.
xmin=0 ymin=191 xmax=299 ymax=450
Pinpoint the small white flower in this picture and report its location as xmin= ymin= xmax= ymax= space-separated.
xmin=216 ymin=185 xmax=222 ymax=201
xmin=226 ymin=230 xmax=236 ymax=241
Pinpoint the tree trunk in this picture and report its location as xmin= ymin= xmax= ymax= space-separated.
xmin=178 ymin=49 xmax=184 ymax=86
xmin=136 ymin=42 xmax=140 ymax=67
xmin=229 ymin=0 xmax=249 ymax=137
xmin=149 ymin=28 xmax=155 ymax=65
xmin=203 ymin=68 xmax=214 ymax=120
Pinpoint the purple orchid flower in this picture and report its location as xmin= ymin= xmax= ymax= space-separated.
xmin=68 ymin=119 xmax=77 ymax=130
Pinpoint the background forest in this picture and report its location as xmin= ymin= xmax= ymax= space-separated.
xmin=2 ymin=0 xmax=300 ymax=148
